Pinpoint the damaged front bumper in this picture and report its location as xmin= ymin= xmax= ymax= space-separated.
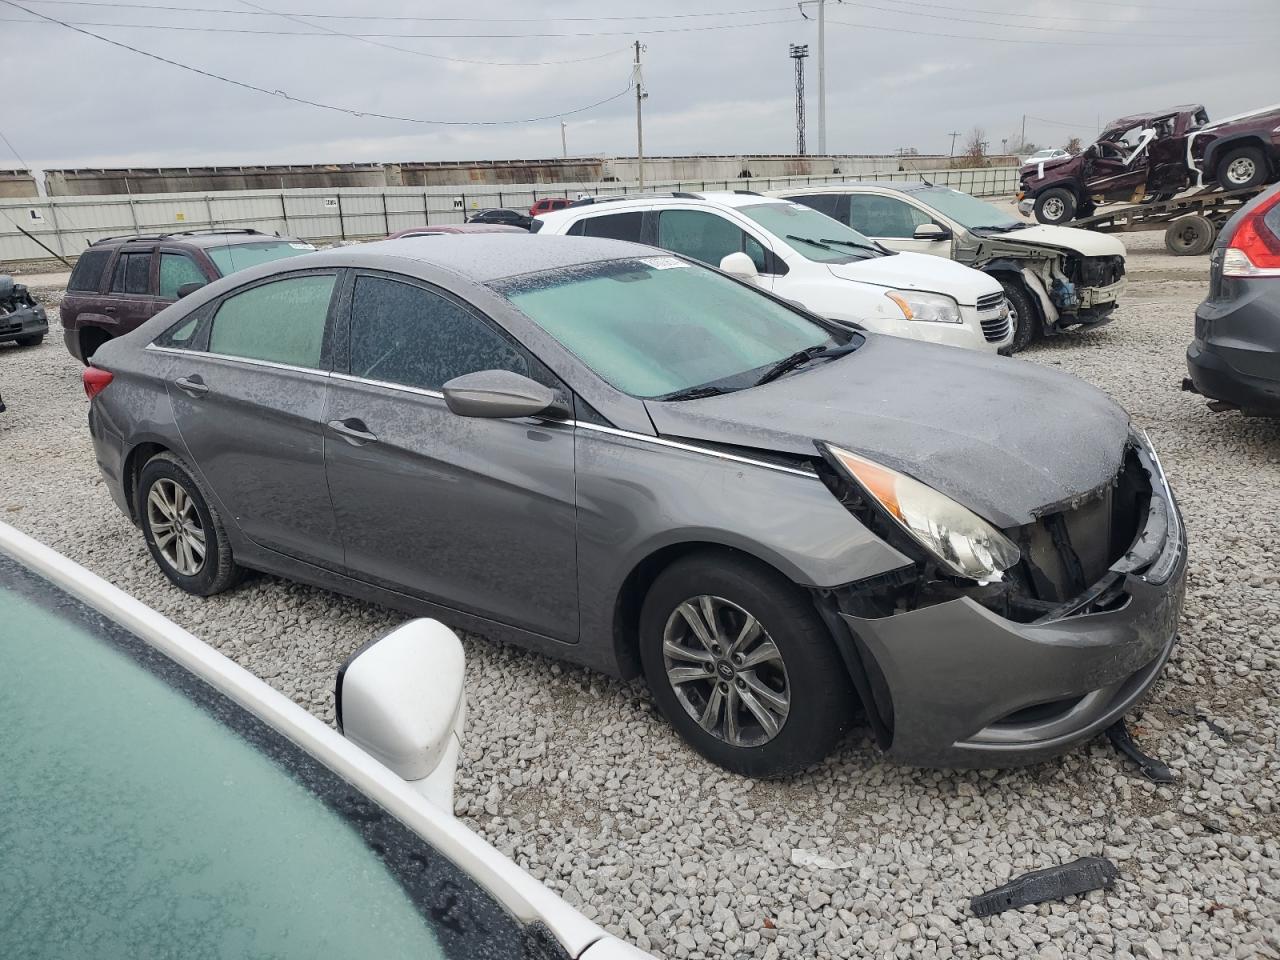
xmin=835 ymin=436 xmax=1187 ymax=768
xmin=0 ymin=303 xmax=48 ymax=343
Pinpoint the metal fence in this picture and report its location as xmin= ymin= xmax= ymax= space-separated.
xmin=0 ymin=165 xmax=1017 ymax=266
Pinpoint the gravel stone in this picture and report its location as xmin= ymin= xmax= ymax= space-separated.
xmin=1 ymin=227 xmax=1278 ymax=958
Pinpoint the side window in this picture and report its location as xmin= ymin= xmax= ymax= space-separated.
xmin=154 ymin=304 xmax=212 ymax=350
xmin=847 ymin=196 xmax=930 ymax=239
xmin=109 ymin=252 xmax=153 ymax=295
xmin=578 ymin=212 xmax=644 ymax=242
xmin=349 ymin=276 xmax=529 ymax=391
xmin=743 ymin=233 xmax=769 ymax=273
xmin=657 ymin=210 xmax=754 ymax=268
xmin=68 ymin=249 xmax=111 ymax=292
xmin=208 ymin=274 xmax=335 ymax=369
xmin=158 ymin=253 xmax=207 ymax=300
xmin=790 ymin=193 xmax=840 ymax=217
xmin=566 ymin=220 xmax=586 ymax=237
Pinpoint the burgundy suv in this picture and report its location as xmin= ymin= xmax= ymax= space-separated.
xmin=60 ymin=229 xmax=315 ymax=363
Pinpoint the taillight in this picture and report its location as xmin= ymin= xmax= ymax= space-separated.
xmin=82 ymin=366 xmax=114 ymax=400
xmin=1223 ymin=191 xmax=1280 ymax=278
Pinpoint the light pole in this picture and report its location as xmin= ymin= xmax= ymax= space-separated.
xmin=560 ymin=120 xmax=567 ymax=159
xmin=633 ymin=41 xmax=647 ymax=190
xmin=798 ymin=0 xmax=841 ymax=155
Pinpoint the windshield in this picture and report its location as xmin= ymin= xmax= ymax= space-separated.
xmin=913 ymin=187 xmax=1022 ymax=230
xmin=736 ymin=202 xmax=881 ymax=263
xmin=207 ymin=239 xmax=315 ymax=276
xmin=0 ymin=552 xmax=527 ymax=960
xmin=494 ymin=255 xmax=850 ymax=399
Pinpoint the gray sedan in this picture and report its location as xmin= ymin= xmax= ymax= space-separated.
xmin=86 ymin=235 xmax=1187 ymax=777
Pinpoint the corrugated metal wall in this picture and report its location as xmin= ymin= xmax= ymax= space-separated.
xmin=0 ymin=166 xmax=1018 ymax=265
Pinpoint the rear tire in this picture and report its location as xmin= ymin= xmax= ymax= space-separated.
xmin=638 ymin=551 xmax=855 ymax=778
xmin=1033 ymin=188 xmax=1077 ymax=225
xmin=1216 ymin=145 xmax=1268 ymax=190
xmin=138 ymin=452 xmax=244 ymax=596
xmin=997 ymin=276 xmax=1041 ymax=353
xmin=1165 ymin=215 xmax=1216 ymax=256
xmin=79 ymin=327 xmax=111 ymax=365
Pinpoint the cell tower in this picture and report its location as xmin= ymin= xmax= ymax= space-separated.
xmin=789 ymin=43 xmax=809 ymax=156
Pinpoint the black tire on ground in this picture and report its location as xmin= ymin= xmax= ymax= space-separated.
xmin=1033 ymin=188 xmax=1077 ymax=225
xmin=996 ymin=276 xmax=1042 ymax=353
xmin=1216 ymin=145 xmax=1268 ymax=190
xmin=638 ymin=551 xmax=856 ymax=778
xmin=1165 ymin=215 xmax=1216 ymax=256
xmin=79 ymin=327 xmax=111 ymax=365
xmin=15 ymin=334 xmax=44 ymax=347
xmin=138 ymin=452 xmax=244 ymax=596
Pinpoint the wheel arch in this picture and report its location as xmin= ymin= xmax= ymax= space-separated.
xmin=1205 ymin=133 xmax=1272 ymax=180
xmin=122 ymin=439 xmax=174 ymax=523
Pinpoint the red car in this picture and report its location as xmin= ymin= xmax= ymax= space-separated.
xmin=1020 ymin=103 xmax=1280 ymax=224
xmin=529 ymin=197 xmax=571 ymax=217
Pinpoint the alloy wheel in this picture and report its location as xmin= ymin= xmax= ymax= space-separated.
xmin=147 ymin=478 xmax=206 ymax=576
xmin=1226 ymin=157 xmax=1256 ymax=186
xmin=661 ymin=595 xmax=791 ymax=748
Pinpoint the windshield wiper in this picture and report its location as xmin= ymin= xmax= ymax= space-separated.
xmin=785 ymin=233 xmax=835 ymax=251
xmin=972 ymin=223 xmax=1030 ymax=232
xmin=658 ymin=384 xmax=731 ymax=402
xmin=755 ymin=343 xmax=854 ymax=386
xmin=786 ymin=234 xmax=881 ymax=257
xmin=821 ymin=237 xmax=884 ymax=254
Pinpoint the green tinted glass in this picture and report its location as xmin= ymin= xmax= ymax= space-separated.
xmin=209 ymin=274 xmax=334 ymax=368
xmin=497 ymin=257 xmax=832 ymax=398
xmin=158 ymin=252 xmax=207 ymax=299
xmin=0 ymin=555 xmax=524 ymax=960
xmin=207 ymin=240 xmax=315 ymax=276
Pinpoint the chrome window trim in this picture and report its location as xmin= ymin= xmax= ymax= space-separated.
xmin=145 ymin=343 xmax=327 ymax=377
xmin=330 ymin=371 xmax=445 ymax=400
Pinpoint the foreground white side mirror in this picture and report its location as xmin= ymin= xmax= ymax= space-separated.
xmin=336 ymin=619 xmax=466 ymax=811
xmin=719 ymin=251 xmax=761 ymax=284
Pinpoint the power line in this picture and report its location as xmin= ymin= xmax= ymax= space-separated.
xmin=19 ymin=0 xmax=799 ymax=21
xmin=0 ymin=128 xmax=30 ymax=170
xmin=0 ymin=11 xmax=803 ymax=37
xmin=0 ymin=0 xmax=635 ymax=124
xmin=852 ymin=0 xmax=1276 ymax=24
xmin=825 ymin=15 xmax=1264 ymax=46
xmin=1024 ymin=115 xmax=1099 ymax=132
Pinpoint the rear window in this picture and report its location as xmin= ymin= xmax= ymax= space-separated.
xmin=68 ymin=249 xmax=111 ymax=293
xmin=567 ymin=212 xmax=643 ymax=242
xmin=206 ymin=240 xmax=315 ymax=277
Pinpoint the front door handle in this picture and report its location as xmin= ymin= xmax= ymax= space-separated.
xmin=174 ymin=375 xmax=208 ymax=397
xmin=328 ymin=418 xmax=378 ymax=445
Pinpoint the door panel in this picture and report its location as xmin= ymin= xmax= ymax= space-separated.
xmin=324 ymin=381 xmax=579 ymax=639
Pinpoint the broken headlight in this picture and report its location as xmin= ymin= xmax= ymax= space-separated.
xmin=824 ymin=444 xmax=1021 ymax=582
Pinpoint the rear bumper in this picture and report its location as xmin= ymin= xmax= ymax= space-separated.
xmin=64 ymin=326 xmax=85 ymax=363
xmin=1185 ymin=290 xmax=1280 ymax=414
xmin=841 ymin=442 xmax=1187 ymax=768
xmin=0 ymin=305 xmax=48 ymax=342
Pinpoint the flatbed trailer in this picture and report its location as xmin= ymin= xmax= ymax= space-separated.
xmin=1065 ymin=184 xmax=1266 ymax=256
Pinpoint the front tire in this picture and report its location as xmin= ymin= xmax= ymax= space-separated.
xmin=638 ymin=552 xmax=855 ymax=778
xmin=15 ymin=333 xmax=44 ymax=347
xmin=1033 ymin=187 xmax=1077 ymax=225
xmin=1216 ymin=145 xmax=1268 ymax=190
xmin=996 ymin=276 xmax=1041 ymax=353
xmin=138 ymin=452 xmax=243 ymax=596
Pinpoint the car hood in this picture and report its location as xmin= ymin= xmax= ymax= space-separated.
xmin=978 ymin=224 xmax=1127 ymax=258
xmin=644 ymin=335 xmax=1131 ymax=529
xmin=1021 ymin=155 xmax=1078 ymax=179
xmin=826 ymin=251 xmax=1001 ymax=305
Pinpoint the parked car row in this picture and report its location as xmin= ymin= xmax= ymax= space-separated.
xmin=82 ymin=231 xmax=1187 ymax=779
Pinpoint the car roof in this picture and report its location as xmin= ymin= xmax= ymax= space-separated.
xmin=1105 ymin=105 xmax=1204 ymax=128
xmin=347 ymin=233 xmax=660 ymax=282
xmin=387 ymin=224 xmax=525 ymax=238
xmin=534 ymin=191 xmax=789 ymax=228
xmin=92 ymin=229 xmax=299 ymax=250
xmin=768 ymin=180 xmax=935 ymax=196
xmin=0 ymin=519 xmax=610 ymax=957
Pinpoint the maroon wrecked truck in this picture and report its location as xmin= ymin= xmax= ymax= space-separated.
xmin=1019 ymin=103 xmax=1280 ymax=225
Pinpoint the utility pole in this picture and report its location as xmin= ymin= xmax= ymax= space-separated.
xmin=789 ymin=43 xmax=809 ymax=155
xmin=1020 ymin=113 xmax=1026 ymax=152
xmin=560 ymin=119 xmax=567 ymax=159
xmin=633 ymin=41 xmax=647 ymax=191
xmin=798 ymin=0 xmax=841 ymax=156
xmin=947 ymin=131 xmax=960 ymax=156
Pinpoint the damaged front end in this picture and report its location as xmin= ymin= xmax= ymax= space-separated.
xmin=812 ymin=430 xmax=1186 ymax=767
xmin=0 ymin=275 xmax=48 ymax=344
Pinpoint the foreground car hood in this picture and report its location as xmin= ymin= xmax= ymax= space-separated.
xmin=981 ymin=225 xmax=1127 ymax=258
xmin=645 ymin=336 xmax=1130 ymax=528
xmin=828 ymin=251 xmax=1001 ymax=305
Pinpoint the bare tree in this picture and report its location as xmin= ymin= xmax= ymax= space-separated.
xmin=962 ymin=127 xmax=989 ymax=165
xmin=1065 ymin=136 xmax=1083 ymax=154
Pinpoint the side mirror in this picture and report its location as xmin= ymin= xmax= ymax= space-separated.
xmin=913 ymin=223 xmax=951 ymax=241
xmin=336 ymin=619 xmax=466 ymax=810
xmin=176 ymin=281 xmax=206 ymax=299
xmin=442 ymin=369 xmax=558 ymax=419
xmin=719 ymin=251 xmax=760 ymax=284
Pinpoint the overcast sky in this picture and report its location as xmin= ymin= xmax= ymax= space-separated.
xmin=1 ymin=0 xmax=1278 ymax=170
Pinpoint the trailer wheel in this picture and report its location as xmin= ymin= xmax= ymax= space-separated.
xmin=1216 ymin=145 xmax=1268 ymax=190
xmin=1165 ymin=215 xmax=1216 ymax=256
xmin=1033 ymin=188 xmax=1076 ymax=225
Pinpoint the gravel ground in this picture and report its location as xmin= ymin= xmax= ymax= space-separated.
xmin=2 ymin=231 xmax=1278 ymax=959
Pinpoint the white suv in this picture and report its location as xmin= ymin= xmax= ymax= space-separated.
xmin=533 ymin=192 xmax=1013 ymax=352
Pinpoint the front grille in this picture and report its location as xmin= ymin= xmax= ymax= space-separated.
xmin=981 ymin=313 xmax=1011 ymax=343
xmin=977 ymin=293 xmax=1011 ymax=342
xmin=976 ymin=291 xmax=1006 ymax=311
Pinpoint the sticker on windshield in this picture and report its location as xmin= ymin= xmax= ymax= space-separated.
xmin=289 ymin=243 xmax=317 ymax=250
xmin=639 ymin=255 xmax=688 ymax=270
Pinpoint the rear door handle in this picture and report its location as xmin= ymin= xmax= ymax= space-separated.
xmin=174 ymin=375 xmax=209 ymax=397
xmin=328 ymin=418 xmax=378 ymax=445
xmin=102 ymin=306 xmax=117 ymax=314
